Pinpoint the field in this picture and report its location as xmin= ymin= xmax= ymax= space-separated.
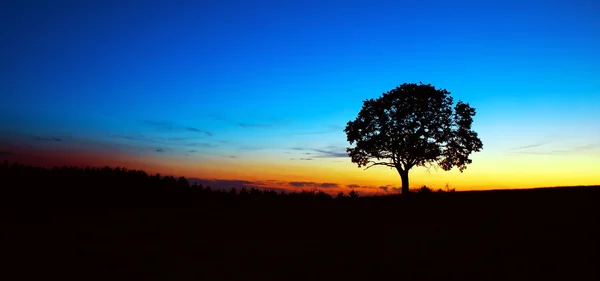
xmin=3 ymin=164 xmax=599 ymax=280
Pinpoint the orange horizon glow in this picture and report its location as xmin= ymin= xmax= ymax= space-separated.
xmin=3 ymin=145 xmax=599 ymax=195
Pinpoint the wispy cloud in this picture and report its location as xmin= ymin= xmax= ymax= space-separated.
xmin=290 ymin=157 xmax=313 ymax=161
xmin=573 ymin=144 xmax=599 ymax=151
xmin=143 ymin=120 xmax=213 ymax=136
xmin=238 ymin=118 xmax=288 ymax=129
xmin=511 ymin=141 xmax=551 ymax=150
xmin=185 ymin=127 xmax=213 ymax=136
xmin=328 ymin=125 xmax=344 ymax=131
xmin=238 ymin=122 xmax=274 ymax=129
xmin=144 ymin=120 xmax=174 ymax=131
xmin=288 ymin=181 xmax=315 ymax=187
xmin=206 ymin=113 xmax=229 ymax=122
xmin=311 ymin=148 xmax=347 ymax=158
xmin=288 ymin=181 xmax=339 ymax=188
xmin=112 ymin=134 xmax=218 ymax=149
xmin=346 ymin=184 xmax=377 ymax=190
xmin=182 ymin=142 xmax=219 ymax=148
xmin=291 ymin=145 xmax=347 ymax=158
xmin=287 ymin=125 xmax=345 ymax=136
xmin=34 ymin=136 xmax=62 ymax=142
xmin=377 ymin=185 xmax=402 ymax=193
xmin=512 ymin=143 xmax=599 ymax=156
xmin=187 ymin=178 xmax=256 ymax=190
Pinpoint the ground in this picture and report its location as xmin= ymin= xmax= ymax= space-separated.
xmin=4 ymin=187 xmax=599 ymax=281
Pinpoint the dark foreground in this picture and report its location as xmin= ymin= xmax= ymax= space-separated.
xmin=4 ymin=187 xmax=599 ymax=281
xmin=2 ymin=164 xmax=599 ymax=280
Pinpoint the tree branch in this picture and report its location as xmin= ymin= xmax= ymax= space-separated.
xmin=363 ymin=162 xmax=395 ymax=170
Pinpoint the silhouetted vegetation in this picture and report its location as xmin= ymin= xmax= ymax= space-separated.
xmin=3 ymin=161 xmax=599 ymax=281
xmin=0 ymin=161 xmax=473 ymax=210
xmin=345 ymin=82 xmax=483 ymax=194
xmin=1 ymin=161 xmax=363 ymax=209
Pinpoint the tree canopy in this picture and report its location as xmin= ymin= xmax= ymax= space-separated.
xmin=344 ymin=82 xmax=483 ymax=194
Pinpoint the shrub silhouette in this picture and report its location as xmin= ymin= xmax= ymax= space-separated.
xmin=416 ymin=185 xmax=433 ymax=194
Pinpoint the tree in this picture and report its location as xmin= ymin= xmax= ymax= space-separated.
xmin=344 ymin=82 xmax=483 ymax=194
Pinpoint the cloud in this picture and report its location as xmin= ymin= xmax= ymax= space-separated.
xmin=144 ymin=120 xmax=174 ymax=131
xmin=287 ymin=125 xmax=345 ymax=136
xmin=289 ymin=145 xmax=348 ymax=158
xmin=206 ymin=113 xmax=229 ymax=122
xmin=168 ymin=137 xmax=193 ymax=141
xmin=310 ymin=146 xmax=348 ymax=158
xmin=512 ymin=143 xmax=599 ymax=156
xmin=573 ymin=144 xmax=599 ymax=151
xmin=0 ymin=151 xmax=13 ymax=155
xmin=238 ymin=118 xmax=288 ymax=129
xmin=187 ymin=178 xmax=256 ymax=190
xmin=238 ymin=122 xmax=274 ymax=129
xmin=113 ymin=134 xmax=218 ymax=149
xmin=252 ymin=179 xmax=288 ymax=187
xmin=182 ymin=142 xmax=219 ymax=148
xmin=511 ymin=141 xmax=551 ymax=150
xmin=290 ymin=157 xmax=313 ymax=161
xmin=185 ymin=127 xmax=213 ymax=136
xmin=289 ymin=181 xmax=316 ymax=187
xmin=155 ymin=147 xmax=177 ymax=154
xmin=379 ymin=186 xmax=389 ymax=192
xmin=113 ymin=134 xmax=147 ymax=141
xmin=229 ymin=155 xmax=238 ymax=159
xmin=346 ymin=184 xmax=378 ymax=190
xmin=34 ymin=136 xmax=62 ymax=142
xmin=238 ymin=146 xmax=267 ymax=151
xmin=514 ymin=151 xmax=560 ymax=155
xmin=311 ymin=149 xmax=347 ymax=158
xmin=144 ymin=120 xmax=212 ymax=136
xmin=184 ymin=178 xmax=301 ymax=193
xmin=288 ymin=181 xmax=339 ymax=188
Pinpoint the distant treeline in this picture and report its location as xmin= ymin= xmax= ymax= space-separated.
xmin=1 ymin=161 xmax=378 ymax=209
xmin=3 ymin=161 xmax=598 ymax=211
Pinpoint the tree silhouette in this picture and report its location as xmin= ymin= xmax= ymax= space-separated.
xmin=344 ymin=82 xmax=483 ymax=194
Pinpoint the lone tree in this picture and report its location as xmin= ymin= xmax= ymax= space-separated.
xmin=344 ymin=82 xmax=483 ymax=194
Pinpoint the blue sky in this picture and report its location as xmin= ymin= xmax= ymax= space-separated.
xmin=1 ymin=0 xmax=599 ymax=191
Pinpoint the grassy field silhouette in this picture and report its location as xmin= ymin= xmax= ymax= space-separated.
xmin=3 ymin=162 xmax=599 ymax=281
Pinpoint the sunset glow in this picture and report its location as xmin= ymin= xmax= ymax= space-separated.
xmin=1 ymin=0 xmax=599 ymax=194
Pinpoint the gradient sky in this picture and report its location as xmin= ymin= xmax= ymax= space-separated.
xmin=1 ymin=0 xmax=599 ymax=194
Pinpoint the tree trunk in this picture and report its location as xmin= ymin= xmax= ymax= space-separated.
xmin=399 ymin=169 xmax=409 ymax=194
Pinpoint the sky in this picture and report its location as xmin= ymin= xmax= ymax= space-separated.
xmin=1 ymin=0 xmax=599 ymax=194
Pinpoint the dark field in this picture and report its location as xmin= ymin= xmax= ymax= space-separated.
xmin=3 ymin=164 xmax=599 ymax=280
